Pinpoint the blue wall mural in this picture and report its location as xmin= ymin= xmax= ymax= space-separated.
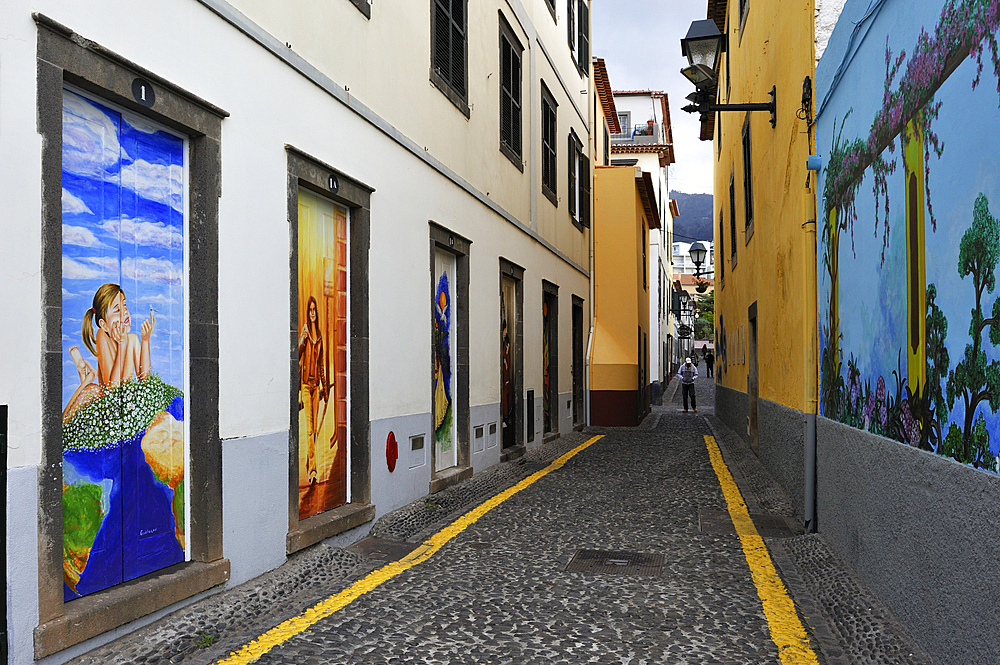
xmin=818 ymin=0 xmax=1000 ymax=471
xmin=61 ymin=90 xmax=186 ymax=598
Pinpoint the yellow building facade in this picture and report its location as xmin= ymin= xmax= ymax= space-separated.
xmin=707 ymin=0 xmax=819 ymax=512
xmin=590 ymin=166 xmax=659 ymax=425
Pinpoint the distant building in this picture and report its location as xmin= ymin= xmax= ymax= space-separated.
xmin=610 ymin=90 xmax=677 ymax=382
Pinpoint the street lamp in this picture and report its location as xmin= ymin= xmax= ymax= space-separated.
xmin=680 ymin=20 xmax=724 ymax=89
xmin=689 ymin=241 xmax=708 ymax=276
xmin=679 ymin=20 xmax=777 ymax=128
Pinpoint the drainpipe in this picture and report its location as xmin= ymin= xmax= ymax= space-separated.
xmin=803 ymin=96 xmax=820 ymax=534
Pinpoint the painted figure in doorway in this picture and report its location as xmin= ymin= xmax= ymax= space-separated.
xmin=433 ymin=272 xmax=454 ymax=448
xmin=64 ymin=284 xmax=156 ymax=421
xmin=299 ymin=295 xmax=330 ymax=484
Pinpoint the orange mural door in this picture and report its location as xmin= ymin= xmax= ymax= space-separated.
xmin=297 ymin=188 xmax=349 ymax=520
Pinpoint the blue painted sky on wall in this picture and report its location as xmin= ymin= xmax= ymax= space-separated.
xmin=61 ymin=90 xmax=186 ymax=406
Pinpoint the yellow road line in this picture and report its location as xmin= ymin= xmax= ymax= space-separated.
xmin=216 ymin=435 xmax=604 ymax=665
xmin=704 ymin=435 xmax=819 ymax=665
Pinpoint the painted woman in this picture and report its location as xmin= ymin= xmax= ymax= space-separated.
xmin=299 ymin=295 xmax=329 ymax=483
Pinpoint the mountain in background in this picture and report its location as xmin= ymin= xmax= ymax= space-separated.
xmin=669 ymin=191 xmax=713 ymax=242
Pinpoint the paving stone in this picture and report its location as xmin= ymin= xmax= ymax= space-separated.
xmin=67 ymin=372 xmax=928 ymax=664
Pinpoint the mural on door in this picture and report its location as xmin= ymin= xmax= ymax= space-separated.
xmin=819 ymin=0 xmax=1000 ymax=472
xmin=61 ymin=90 xmax=186 ymax=600
xmin=500 ymin=276 xmax=516 ymax=448
xmin=543 ymin=299 xmax=552 ymax=432
xmin=298 ymin=189 xmax=349 ymax=520
xmin=433 ymin=250 xmax=457 ymax=471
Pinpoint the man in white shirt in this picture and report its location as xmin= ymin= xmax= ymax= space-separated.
xmin=678 ymin=357 xmax=698 ymax=413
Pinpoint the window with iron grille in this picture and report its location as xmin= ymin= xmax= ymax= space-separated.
xmin=742 ymin=115 xmax=754 ymax=241
xmin=431 ymin=0 xmax=469 ymax=116
xmin=729 ymin=170 xmax=738 ymax=268
xmin=499 ymin=15 xmax=523 ymax=168
xmin=541 ymin=84 xmax=558 ymax=206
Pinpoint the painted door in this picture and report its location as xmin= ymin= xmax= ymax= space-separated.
xmin=500 ymin=275 xmax=517 ymax=448
xmin=543 ymin=294 xmax=554 ymax=433
xmin=297 ymin=188 xmax=349 ymax=520
xmin=433 ymin=249 xmax=458 ymax=471
xmin=749 ymin=318 xmax=759 ymax=454
xmin=61 ymin=89 xmax=186 ymax=600
xmin=572 ymin=302 xmax=583 ymax=424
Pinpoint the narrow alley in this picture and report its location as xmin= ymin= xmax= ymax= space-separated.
xmin=66 ymin=372 xmax=926 ymax=664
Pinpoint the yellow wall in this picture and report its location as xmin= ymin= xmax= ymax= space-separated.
xmin=713 ymin=0 xmax=818 ymax=413
xmin=592 ymin=166 xmax=650 ymax=391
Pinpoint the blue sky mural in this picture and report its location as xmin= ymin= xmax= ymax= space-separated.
xmin=61 ymin=90 xmax=186 ymax=406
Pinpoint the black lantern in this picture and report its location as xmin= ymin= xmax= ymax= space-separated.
xmin=689 ymin=241 xmax=708 ymax=272
xmin=680 ymin=19 xmax=724 ymax=88
xmin=679 ymin=19 xmax=776 ymax=128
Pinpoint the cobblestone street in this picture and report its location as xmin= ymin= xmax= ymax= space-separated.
xmin=68 ymin=372 xmax=928 ymax=664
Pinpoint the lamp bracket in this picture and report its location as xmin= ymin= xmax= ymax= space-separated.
xmin=684 ymin=86 xmax=777 ymax=128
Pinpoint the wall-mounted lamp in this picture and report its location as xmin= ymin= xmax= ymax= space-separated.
xmin=679 ymin=20 xmax=776 ymax=128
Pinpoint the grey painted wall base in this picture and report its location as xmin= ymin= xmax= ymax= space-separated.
xmin=222 ymin=432 xmax=289 ymax=586
xmin=558 ymin=391 xmax=573 ymax=436
xmin=758 ymin=399 xmax=807 ymax=519
xmin=714 ymin=384 xmax=807 ymax=518
xmin=8 ymin=465 xmax=38 ymax=665
xmin=715 ymin=383 xmax=749 ymax=444
xmin=817 ymin=416 xmax=1000 ymax=665
xmin=469 ymin=402 xmax=502 ymax=473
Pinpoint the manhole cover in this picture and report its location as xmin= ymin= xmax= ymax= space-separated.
xmin=565 ymin=549 xmax=664 ymax=576
xmin=698 ymin=509 xmax=801 ymax=538
xmin=346 ymin=536 xmax=420 ymax=562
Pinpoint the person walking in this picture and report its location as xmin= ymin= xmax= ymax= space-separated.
xmin=705 ymin=349 xmax=715 ymax=378
xmin=678 ymin=357 xmax=698 ymax=413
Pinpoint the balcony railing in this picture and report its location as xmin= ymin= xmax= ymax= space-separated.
xmin=611 ymin=120 xmax=661 ymax=145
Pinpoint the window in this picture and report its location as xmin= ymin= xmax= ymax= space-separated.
xmin=541 ymin=84 xmax=558 ymax=206
xmin=543 ymin=0 xmax=556 ymax=21
xmin=567 ymin=0 xmax=589 ymax=76
xmin=742 ymin=115 xmax=754 ymax=241
xmin=603 ymin=124 xmax=609 ymax=166
xmin=499 ymin=16 xmax=523 ymax=168
xmin=642 ymin=223 xmax=647 ymax=291
xmin=567 ymin=132 xmax=589 ymax=230
xmin=738 ymin=0 xmax=749 ymax=41
xmin=431 ymin=0 xmax=469 ymax=115
xmin=719 ymin=209 xmax=725 ymax=286
xmin=729 ymin=170 xmax=738 ymax=267
xmin=617 ymin=111 xmax=630 ymax=136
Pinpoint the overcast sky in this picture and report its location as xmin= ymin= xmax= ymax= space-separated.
xmin=592 ymin=0 xmax=714 ymax=195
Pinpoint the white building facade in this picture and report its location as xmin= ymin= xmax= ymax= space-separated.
xmin=610 ymin=91 xmax=675 ymax=383
xmin=1 ymin=0 xmax=594 ymax=661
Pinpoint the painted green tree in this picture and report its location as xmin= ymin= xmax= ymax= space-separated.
xmin=923 ymin=283 xmax=949 ymax=451
xmin=945 ymin=193 xmax=1000 ymax=469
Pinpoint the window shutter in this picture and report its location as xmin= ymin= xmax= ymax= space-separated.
xmin=578 ymin=1 xmax=589 ymax=75
xmin=568 ymin=134 xmax=577 ymax=219
xmin=451 ymin=0 xmax=466 ymax=96
xmin=567 ymin=0 xmax=575 ymax=54
xmin=500 ymin=38 xmax=513 ymax=150
xmin=511 ymin=49 xmax=521 ymax=152
xmin=580 ymin=153 xmax=590 ymax=227
xmin=433 ymin=0 xmax=450 ymax=79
